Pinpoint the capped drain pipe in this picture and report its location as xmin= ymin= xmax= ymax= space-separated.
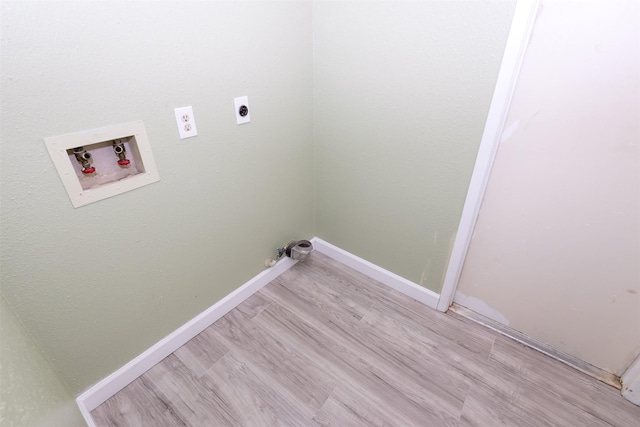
xmin=265 ymin=239 xmax=313 ymax=267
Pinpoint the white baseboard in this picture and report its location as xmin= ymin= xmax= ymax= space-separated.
xmin=621 ymin=354 xmax=640 ymax=405
xmin=313 ymin=238 xmax=439 ymax=309
xmin=76 ymin=255 xmax=299 ymax=426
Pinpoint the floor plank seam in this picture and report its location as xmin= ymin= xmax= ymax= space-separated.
xmin=359 ymin=301 xmax=378 ymax=325
xmin=312 ymin=385 xmax=337 ymax=422
xmin=205 ymin=348 xmax=233 ymax=379
xmin=249 ymin=300 xmax=273 ymax=320
xmin=487 ymin=334 xmax=497 ymax=362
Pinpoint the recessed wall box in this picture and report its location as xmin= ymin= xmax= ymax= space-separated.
xmin=44 ymin=121 xmax=160 ymax=208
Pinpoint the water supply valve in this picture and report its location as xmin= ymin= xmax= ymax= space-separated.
xmin=73 ymin=147 xmax=95 ymax=174
xmin=112 ymin=139 xmax=130 ymax=166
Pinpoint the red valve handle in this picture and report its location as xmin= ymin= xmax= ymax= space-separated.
xmin=81 ymin=167 xmax=96 ymax=174
xmin=118 ymin=159 xmax=130 ymax=166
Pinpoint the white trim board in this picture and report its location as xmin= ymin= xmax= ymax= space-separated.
xmin=621 ymin=353 xmax=640 ymax=405
xmin=437 ymin=0 xmax=541 ymax=312
xmin=76 ymin=255 xmax=299 ymax=426
xmin=313 ymin=238 xmax=439 ymax=310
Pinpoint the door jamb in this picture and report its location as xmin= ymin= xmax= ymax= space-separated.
xmin=621 ymin=353 xmax=640 ymax=405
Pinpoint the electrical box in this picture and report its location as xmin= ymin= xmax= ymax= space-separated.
xmin=44 ymin=121 xmax=160 ymax=208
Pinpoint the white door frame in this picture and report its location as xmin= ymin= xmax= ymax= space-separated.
xmin=436 ymin=0 xmax=541 ymax=312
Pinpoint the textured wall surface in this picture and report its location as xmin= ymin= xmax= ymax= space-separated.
xmin=1 ymin=1 xmax=521 ymax=422
xmin=0 ymin=297 xmax=85 ymax=427
xmin=456 ymin=0 xmax=640 ymax=374
xmin=313 ymin=1 xmax=516 ymax=292
xmin=0 ymin=0 xmax=313 ymax=396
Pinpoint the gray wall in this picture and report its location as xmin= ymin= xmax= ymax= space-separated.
xmin=314 ymin=0 xmax=515 ymax=292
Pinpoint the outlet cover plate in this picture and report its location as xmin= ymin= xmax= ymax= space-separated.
xmin=234 ymin=96 xmax=251 ymax=125
xmin=174 ymin=106 xmax=198 ymax=139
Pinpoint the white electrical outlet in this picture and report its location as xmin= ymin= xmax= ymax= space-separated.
xmin=234 ymin=96 xmax=251 ymax=125
xmin=174 ymin=106 xmax=198 ymax=139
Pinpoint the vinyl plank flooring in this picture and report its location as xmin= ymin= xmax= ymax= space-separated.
xmin=488 ymin=335 xmax=640 ymax=427
xmin=209 ymin=309 xmax=336 ymax=415
xmin=459 ymin=365 xmax=613 ymax=427
xmin=255 ymin=292 xmax=463 ymax=425
xmin=234 ymin=292 xmax=273 ymax=319
xmin=201 ymin=352 xmax=317 ymax=426
xmin=278 ymin=255 xmax=376 ymax=320
xmin=173 ymin=326 xmax=229 ymax=378
xmin=306 ymin=254 xmax=497 ymax=354
xmin=92 ymin=252 xmax=640 ymax=426
xmin=312 ymin=386 xmax=395 ymax=427
xmin=313 ymin=382 xmax=458 ymax=427
xmin=266 ymin=270 xmax=493 ymax=398
xmin=456 ymin=381 xmax=543 ymax=427
xmin=142 ymin=354 xmax=239 ymax=425
xmin=91 ymin=377 xmax=187 ymax=427
xmin=361 ymin=301 xmax=495 ymax=376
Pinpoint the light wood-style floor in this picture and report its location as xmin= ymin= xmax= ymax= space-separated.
xmin=92 ymin=252 xmax=640 ymax=426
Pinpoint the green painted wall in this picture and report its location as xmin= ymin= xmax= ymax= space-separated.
xmin=1 ymin=297 xmax=85 ymax=427
xmin=1 ymin=1 xmax=517 ymax=423
xmin=0 ymin=0 xmax=313 ymax=395
xmin=314 ymin=0 xmax=515 ymax=292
